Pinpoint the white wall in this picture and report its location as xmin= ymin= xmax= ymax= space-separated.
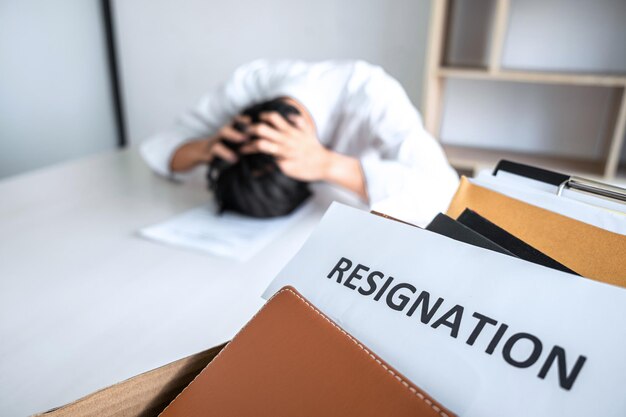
xmin=112 ymin=0 xmax=432 ymax=144
xmin=503 ymin=0 xmax=626 ymax=73
xmin=0 ymin=0 xmax=117 ymax=179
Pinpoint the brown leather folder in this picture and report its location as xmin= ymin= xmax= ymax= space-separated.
xmin=159 ymin=286 xmax=454 ymax=417
xmin=447 ymin=177 xmax=626 ymax=286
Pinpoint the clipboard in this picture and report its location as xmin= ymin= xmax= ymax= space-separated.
xmin=493 ymin=160 xmax=626 ymax=209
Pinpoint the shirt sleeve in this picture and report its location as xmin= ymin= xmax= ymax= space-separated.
xmin=139 ymin=60 xmax=271 ymax=179
xmin=358 ymin=72 xmax=459 ymax=226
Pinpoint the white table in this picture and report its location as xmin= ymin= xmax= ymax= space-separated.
xmin=0 ymin=149 xmax=361 ymax=416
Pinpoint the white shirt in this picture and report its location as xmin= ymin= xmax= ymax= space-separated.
xmin=141 ymin=60 xmax=459 ymax=226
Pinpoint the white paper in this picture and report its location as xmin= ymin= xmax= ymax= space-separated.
xmin=474 ymin=171 xmax=626 ymax=235
xmin=140 ymin=202 xmax=313 ymax=261
xmin=263 ymin=203 xmax=626 ymax=417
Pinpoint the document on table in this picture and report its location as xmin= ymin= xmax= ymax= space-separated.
xmin=139 ymin=202 xmax=312 ymax=261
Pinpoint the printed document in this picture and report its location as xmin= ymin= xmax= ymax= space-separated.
xmin=264 ymin=203 xmax=626 ymax=417
xmin=140 ymin=202 xmax=312 ymax=261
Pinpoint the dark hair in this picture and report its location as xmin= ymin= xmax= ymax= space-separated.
xmin=207 ymin=98 xmax=312 ymax=218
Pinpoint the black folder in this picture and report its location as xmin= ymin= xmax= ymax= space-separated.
xmin=426 ymin=213 xmax=515 ymax=257
xmin=456 ymin=208 xmax=579 ymax=276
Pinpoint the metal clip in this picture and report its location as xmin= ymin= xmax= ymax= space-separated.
xmin=557 ymin=176 xmax=626 ymax=203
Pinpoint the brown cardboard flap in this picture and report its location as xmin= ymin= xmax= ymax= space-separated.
xmin=33 ymin=343 xmax=226 ymax=417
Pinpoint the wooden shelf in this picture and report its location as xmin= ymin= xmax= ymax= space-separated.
xmin=443 ymin=144 xmax=606 ymax=179
xmin=438 ymin=67 xmax=626 ymax=88
xmin=423 ymin=0 xmax=626 ymax=180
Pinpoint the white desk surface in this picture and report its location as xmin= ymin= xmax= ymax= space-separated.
xmin=0 ymin=149 xmax=361 ymax=416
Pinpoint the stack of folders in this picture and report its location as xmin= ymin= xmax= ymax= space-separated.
xmin=157 ymin=161 xmax=626 ymax=417
xmin=439 ymin=160 xmax=626 ymax=286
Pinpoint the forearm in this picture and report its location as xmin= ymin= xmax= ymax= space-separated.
xmin=169 ymin=140 xmax=206 ymax=172
xmin=140 ymin=128 xmax=199 ymax=178
xmin=322 ymin=151 xmax=368 ymax=201
xmin=169 ymin=133 xmax=241 ymax=173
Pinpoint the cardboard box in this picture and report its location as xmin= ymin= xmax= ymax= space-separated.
xmin=33 ymin=343 xmax=226 ymax=417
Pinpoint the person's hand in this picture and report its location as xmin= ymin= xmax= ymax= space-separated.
xmin=169 ymin=117 xmax=249 ymax=172
xmin=240 ymin=112 xmax=333 ymax=182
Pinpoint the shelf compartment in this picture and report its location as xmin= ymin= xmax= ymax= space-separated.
xmin=440 ymin=79 xmax=619 ymax=161
xmin=502 ymin=0 xmax=626 ymax=75
xmin=442 ymin=0 xmax=497 ymax=69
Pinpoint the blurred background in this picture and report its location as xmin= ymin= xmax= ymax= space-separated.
xmin=0 ymin=0 xmax=430 ymax=178
xmin=0 ymin=0 xmax=625 ymax=180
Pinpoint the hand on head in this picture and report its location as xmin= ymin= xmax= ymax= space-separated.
xmin=171 ymin=97 xmax=366 ymax=214
xmin=169 ymin=115 xmax=250 ymax=172
xmin=240 ymin=112 xmax=332 ymax=182
xmin=206 ymin=98 xmax=315 ymax=218
xmin=170 ymin=97 xmax=327 ymax=179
